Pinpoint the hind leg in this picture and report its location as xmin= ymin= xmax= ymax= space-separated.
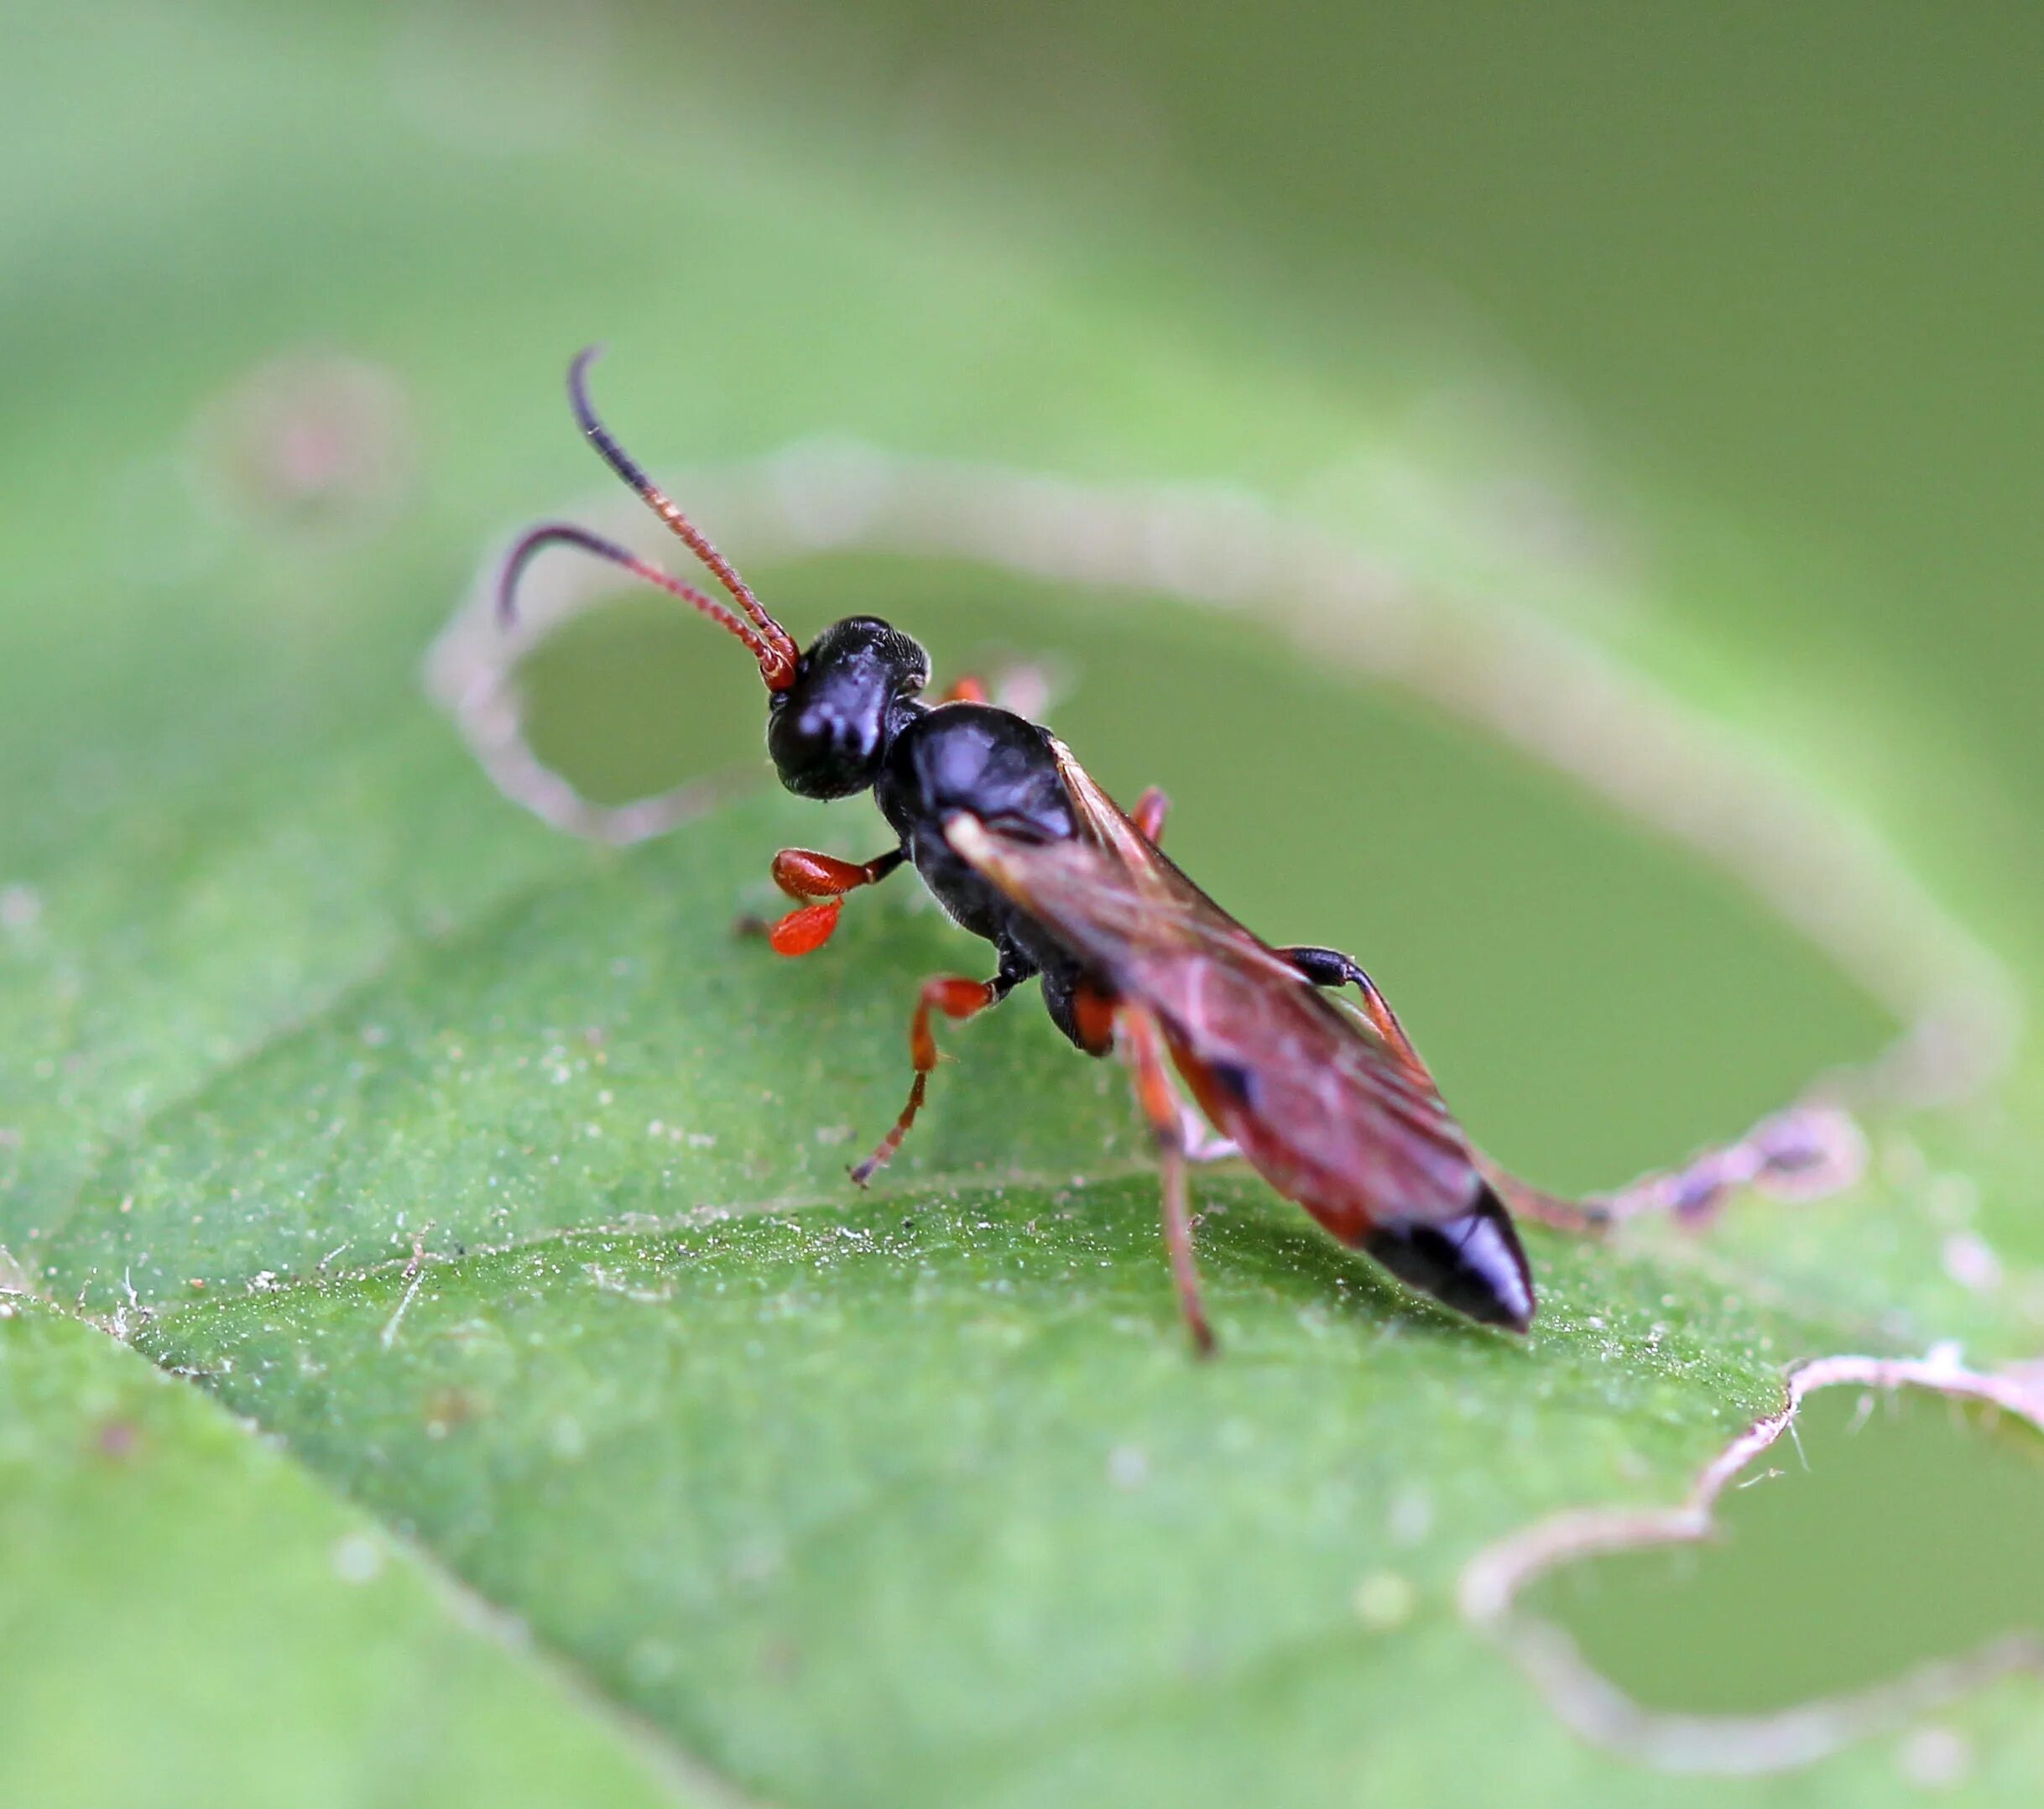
xmin=1279 ymin=942 xmax=1603 ymax=1232
xmin=1047 ymin=967 xmax=1237 ymax=1163
xmin=1118 ymin=1002 xmax=1215 ymax=1357
xmin=1277 ymin=946 xmax=1860 ymax=1233
xmin=1569 ymin=1106 xmax=1867 ymax=1230
xmin=1275 ymin=944 xmax=1427 ymax=1077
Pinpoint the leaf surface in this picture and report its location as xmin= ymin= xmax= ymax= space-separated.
xmin=0 ymin=1298 xmax=714 ymax=1809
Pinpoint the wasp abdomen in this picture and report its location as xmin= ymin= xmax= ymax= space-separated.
xmin=1362 ymin=1181 xmax=1534 ymax=1332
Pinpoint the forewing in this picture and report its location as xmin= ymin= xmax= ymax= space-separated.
xmin=1041 ymin=736 xmax=1305 ymax=977
xmin=1045 ymin=735 xmax=1178 ymax=885
xmin=944 ymin=809 xmax=1483 ymax=1233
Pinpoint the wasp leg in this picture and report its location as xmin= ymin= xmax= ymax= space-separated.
xmin=1483 ymin=1118 xmax=1861 ymax=1238
xmin=937 ymin=674 xmax=988 ymax=704
xmin=1132 ymin=786 xmax=1169 ymax=845
xmin=1118 ymin=1003 xmax=1217 ymax=1357
xmin=850 ymin=963 xmax=1021 ymax=1184
xmin=1563 ymin=1106 xmax=1868 ymax=1234
xmin=1275 ymin=943 xmax=1429 ymax=1078
xmin=1473 ymin=1159 xmax=1610 ymax=1234
xmin=1280 ymin=945 xmax=1600 ymax=1233
xmin=740 ymin=846 xmax=906 ymax=957
xmin=1048 ymin=968 xmax=1234 ymax=1160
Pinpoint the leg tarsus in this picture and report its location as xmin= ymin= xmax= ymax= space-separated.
xmin=767 ymin=899 xmax=842 ymax=957
xmin=1159 ymin=1136 xmax=1214 ymax=1357
xmin=1572 ymin=1104 xmax=1867 ymax=1233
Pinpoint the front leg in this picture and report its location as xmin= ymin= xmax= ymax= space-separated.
xmin=741 ymin=846 xmax=905 ymax=956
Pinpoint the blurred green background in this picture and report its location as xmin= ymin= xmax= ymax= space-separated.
xmin=4 ymin=3 xmax=2042 ymax=1804
xmin=10 ymin=0 xmax=2041 ymax=1175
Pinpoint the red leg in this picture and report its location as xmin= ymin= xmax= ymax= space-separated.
xmin=1118 ymin=1004 xmax=1216 ymax=1356
xmin=1276 ymin=944 xmax=1429 ymax=1080
xmin=850 ymin=974 xmax=1009 ymax=1184
xmin=742 ymin=847 xmax=905 ymax=956
xmin=1536 ymin=1103 xmax=1867 ymax=1234
xmin=1132 ymin=786 xmax=1169 ymax=845
xmin=938 ymin=675 xmax=988 ymax=704
xmin=1476 ymin=1157 xmax=1609 ymax=1233
xmin=1343 ymin=972 xmax=1424 ymax=1078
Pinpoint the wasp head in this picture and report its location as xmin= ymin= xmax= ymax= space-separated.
xmin=766 ymin=615 xmax=931 ymax=800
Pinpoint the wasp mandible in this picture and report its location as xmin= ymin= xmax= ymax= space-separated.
xmin=500 ymin=349 xmax=1540 ymax=1353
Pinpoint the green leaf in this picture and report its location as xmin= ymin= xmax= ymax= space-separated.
xmin=0 ymin=1297 xmax=713 ymax=1808
xmin=125 ymin=1194 xmax=1817 ymax=1807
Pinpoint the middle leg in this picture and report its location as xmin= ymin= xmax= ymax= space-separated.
xmin=850 ymin=961 xmax=1023 ymax=1184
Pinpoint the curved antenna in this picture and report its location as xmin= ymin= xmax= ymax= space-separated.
xmin=498 ymin=522 xmax=795 ymax=688
xmin=566 ymin=347 xmax=797 ymax=682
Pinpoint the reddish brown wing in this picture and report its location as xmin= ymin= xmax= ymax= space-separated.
xmin=946 ymin=752 xmax=1487 ymax=1243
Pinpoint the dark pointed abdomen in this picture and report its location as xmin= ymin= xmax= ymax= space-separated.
xmin=1363 ymin=1181 xmax=1535 ymax=1332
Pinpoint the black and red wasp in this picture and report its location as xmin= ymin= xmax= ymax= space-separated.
xmin=499 ymin=349 xmax=1543 ymax=1353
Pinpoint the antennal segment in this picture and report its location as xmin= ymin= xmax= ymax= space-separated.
xmin=567 ymin=347 xmax=797 ymax=683
xmin=498 ymin=522 xmax=796 ymax=689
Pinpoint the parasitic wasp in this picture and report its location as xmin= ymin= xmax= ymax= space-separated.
xmin=500 ymin=349 xmax=1570 ymax=1353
